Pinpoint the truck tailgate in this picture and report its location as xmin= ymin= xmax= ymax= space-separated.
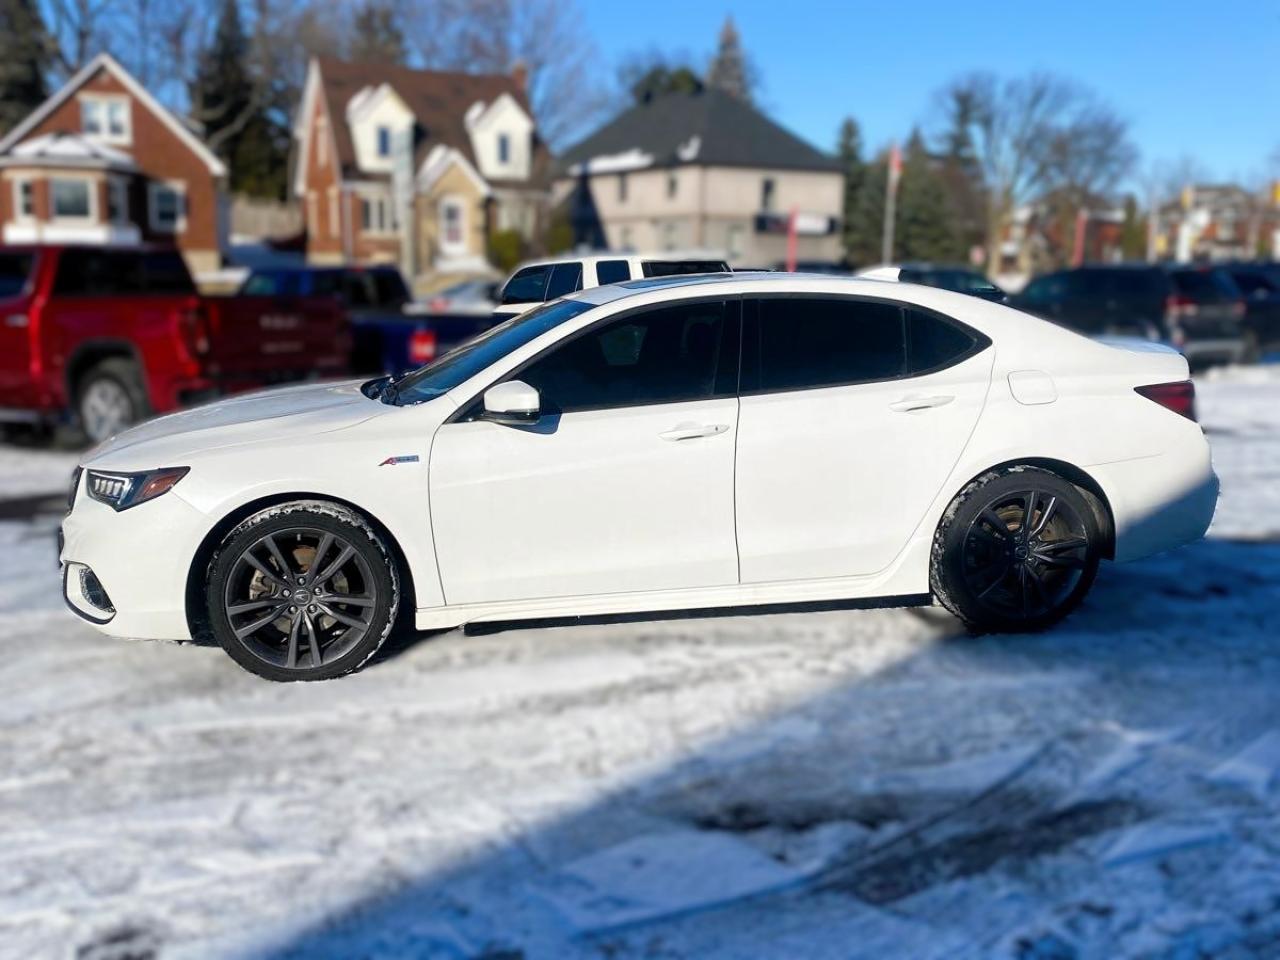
xmin=201 ymin=296 xmax=350 ymax=376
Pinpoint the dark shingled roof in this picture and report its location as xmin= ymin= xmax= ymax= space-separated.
xmin=315 ymin=57 xmax=552 ymax=186
xmin=557 ymin=88 xmax=840 ymax=176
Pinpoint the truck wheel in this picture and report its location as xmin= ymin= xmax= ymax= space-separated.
xmin=77 ymin=359 xmax=148 ymax=444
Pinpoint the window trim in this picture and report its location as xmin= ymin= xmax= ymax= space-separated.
xmin=447 ymin=294 xmax=744 ymax=424
xmin=376 ymin=125 xmax=391 ymax=158
xmin=438 ymin=194 xmax=467 ymax=254
xmin=80 ymin=94 xmax=132 ymax=145
xmin=147 ymin=180 xmax=187 ymax=234
xmin=497 ymin=132 xmax=510 ymax=165
xmin=11 ymin=175 xmax=36 ymax=223
xmin=739 ymin=293 xmax=991 ymax=398
xmin=49 ymin=175 xmax=97 ymax=224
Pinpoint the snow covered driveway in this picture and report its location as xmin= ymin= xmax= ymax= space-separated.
xmin=1 ymin=369 xmax=1278 ymax=959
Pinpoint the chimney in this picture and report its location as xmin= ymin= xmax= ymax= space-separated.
xmin=511 ymin=60 xmax=528 ymax=93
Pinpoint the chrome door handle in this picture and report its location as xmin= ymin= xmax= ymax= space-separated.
xmin=889 ymin=395 xmax=954 ymax=413
xmin=659 ymin=422 xmax=729 ymax=441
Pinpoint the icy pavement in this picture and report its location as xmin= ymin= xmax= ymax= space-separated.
xmin=1 ymin=368 xmax=1278 ymax=959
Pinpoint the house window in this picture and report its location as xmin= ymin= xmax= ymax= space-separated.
xmin=619 ymin=225 xmax=633 ymax=249
xmin=107 ymin=178 xmax=129 ymax=224
xmin=727 ymin=224 xmax=745 ymax=259
xmin=439 ymin=196 xmax=466 ymax=255
xmin=148 ymin=182 xmax=187 ymax=233
xmin=667 ymin=173 xmax=678 ymax=199
xmin=51 ymin=178 xmax=93 ymax=220
xmin=661 ymin=222 xmax=677 ymax=250
xmin=12 ymin=177 xmax=35 ymax=220
xmin=81 ymin=96 xmax=131 ymax=144
xmin=377 ymin=126 xmax=391 ymax=158
xmin=761 ymin=178 xmax=775 ymax=212
xmin=361 ymin=194 xmax=393 ymax=234
xmin=498 ymin=132 xmax=510 ymax=165
xmin=618 ymin=172 xmax=628 ymax=203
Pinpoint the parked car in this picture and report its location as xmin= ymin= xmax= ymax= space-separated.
xmin=407 ymin=279 xmax=500 ymax=317
xmin=1010 ymin=265 xmax=1247 ymax=367
xmin=1219 ymin=262 xmax=1280 ymax=360
xmin=239 ymin=265 xmax=494 ymax=376
xmin=62 ymin=272 xmax=1216 ymax=680
xmin=493 ymin=253 xmax=731 ymax=321
xmin=0 ymin=245 xmax=349 ymax=443
xmin=857 ymin=263 xmax=1007 ymax=302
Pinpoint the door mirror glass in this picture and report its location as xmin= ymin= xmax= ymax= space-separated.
xmin=483 ymin=380 xmax=540 ymax=424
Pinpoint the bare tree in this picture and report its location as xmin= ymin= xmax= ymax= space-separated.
xmin=404 ymin=0 xmax=609 ymax=148
xmin=46 ymin=0 xmax=118 ymax=77
xmin=936 ymin=72 xmax=1136 ymax=261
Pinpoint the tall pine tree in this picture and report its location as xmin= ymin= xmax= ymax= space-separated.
xmin=0 ymin=0 xmax=51 ymax=136
xmin=836 ymin=117 xmax=864 ymax=266
xmin=350 ymin=0 xmax=407 ymax=65
xmin=896 ymin=129 xmax=961 ymax=262
xmin=191 ymin=0 xmax=287 ymax=198
xmin=706 ymin=17 xmax=750 ymax=100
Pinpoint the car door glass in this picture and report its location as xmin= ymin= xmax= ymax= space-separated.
xmin=747 ymin=297 xmax=906 ymax=392
xmin=501 ymin=265 xmax=552 ymax=304
xmin=518 ymin=300 xmax=733 ymax=413
xmin=595 ymin=259 xmax=631 ymax=285
xmin=545 ymin=262 xmax=584 ymax=299
xmin=905 ymin=308 xmax=980 ymax=373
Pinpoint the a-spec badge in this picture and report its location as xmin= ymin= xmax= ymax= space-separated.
xmin=379 ymin=455 xmax=420 ymax=466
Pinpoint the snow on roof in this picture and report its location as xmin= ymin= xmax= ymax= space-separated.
xmin=0 ymin=132 xmax=138 ymax=171
xmin=566 ymin=147 xmax=654 ymax=177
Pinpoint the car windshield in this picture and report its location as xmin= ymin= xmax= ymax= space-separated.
xmin=0 ymin=252 xmax=34 ymax=299
xmin=390 ymin=298 xmax=595 ymax=404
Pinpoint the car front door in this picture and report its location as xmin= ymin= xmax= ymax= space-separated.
xmin=734 ymin=295 xmax=993 ymax=583
xmin=429 ymin=297 xmax=742 ymax=606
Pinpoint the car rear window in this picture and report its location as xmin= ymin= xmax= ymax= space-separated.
xmin=1171 ymin=269 xmax=1239 ymax=303
xmin=641 ymin=260 xmax=730 ymax=278
xmin=0 ymin=252 xmax=34 ymax=299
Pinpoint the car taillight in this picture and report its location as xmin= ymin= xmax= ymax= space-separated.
xmin=408 ymin=329 xmax=437 ymax=365
xmin=1231 ymin=300 xmax=1246 ymax=319
xmin=180 ymin=306 xmax=210 ymax=356
xmin=1135 ymin=381 xmax=1197 ymax=422
xmin=1164 ymin=294 xmax=1196 ymax=320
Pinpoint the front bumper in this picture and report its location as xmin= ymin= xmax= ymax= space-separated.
xmin=59 ymin=485 xmax=209 ymax=641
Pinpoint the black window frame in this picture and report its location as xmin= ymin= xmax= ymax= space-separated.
xmin=450 ymin=295 xmax=743 ymax=422
xmin=739 ymin=293 xmax=990 ymax=397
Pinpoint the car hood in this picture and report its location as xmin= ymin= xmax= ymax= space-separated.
xmin=83 ymin=379 xmax=385 ymax=470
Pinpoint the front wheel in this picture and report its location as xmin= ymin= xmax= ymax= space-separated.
xmin=77 ymin=359 xmax=147 ymax=444
xmin=207 ymin=501 xmax=399 ymax=681
xmin=930 ymin=468 xmax=1102 ymax=633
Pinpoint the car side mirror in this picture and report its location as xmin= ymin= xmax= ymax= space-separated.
xmin=482 ymin=380 xmax=540 ymax=425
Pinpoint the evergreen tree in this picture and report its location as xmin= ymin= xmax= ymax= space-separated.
xmin=837 ymin=117 xmax=864 ymax=265
xmin=0 ymin=0 xmax=51 ymax=136
xmin=936 ymin=85 xmax=987 ymax=258
xmin=350 ymin=0 xmax=407 ymax=66
xmin=191 ymin=0 xmax=286 ymax=198
xmin=627 ymin=64 xmax=703 ymax=104
xmin=896 ymin=129 xmax=961 ymax=262
xmin=847 ymin=158 xmax=887 ymax=265
xmin=1119 ymin=194 xmax=1146 ymax=260
xmin=706 ymin=16 xmax=749 ymax=100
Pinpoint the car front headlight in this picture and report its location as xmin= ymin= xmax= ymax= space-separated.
xmin=85 ymin=467 xmax=190 ymax=511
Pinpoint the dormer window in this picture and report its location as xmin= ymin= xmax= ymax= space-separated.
xmin=80 ymin=95 xmax=131 ymax=145
xmin=377 ymin=126 xmax=391 ymax=158
xmin=498 ymin=133 xmax=510 ymax=165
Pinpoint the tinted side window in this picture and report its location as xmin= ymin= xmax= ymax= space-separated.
xmin=545 ymin=262 xmax=583 ymax=299
xmin=53 ymin=249 xmax=137 ymax=295
xmin=906 ymin=309 xmax=978 ymax=373
xmin=1020 ymin=273 xmax=1065 ymax=305
xmin=0 ymin=253 xmax=33 ymax=299
xmin=141 ymin=250 xmax=194 ymax=295
xmin=502 ymin=265 xmax=552 ymax=304
xmin=595 ymin=259 xmax=631 ymax=285
xmin=749 ymin=297 xmax=906 ymax=392
xmin=519 ymin=299 xmax=735 ymax=412
xmin=642 ymin=260 xmax=729 ymax=278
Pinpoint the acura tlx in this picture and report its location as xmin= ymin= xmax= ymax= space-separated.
xmin=60 ymin=273 xmax=1218 ymax=681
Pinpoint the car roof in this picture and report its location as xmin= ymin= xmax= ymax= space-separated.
xmin=510 ymin=251 xmax=729 ymax=270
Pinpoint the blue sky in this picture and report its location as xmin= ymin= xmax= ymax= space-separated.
xmin=582 ymin=0 xmax=1279 ymax=186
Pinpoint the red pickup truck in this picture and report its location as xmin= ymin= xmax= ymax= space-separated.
xmin=0 ymin=245 xmax=350 ymax=442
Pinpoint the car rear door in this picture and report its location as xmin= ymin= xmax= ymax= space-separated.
xmin=429 ymin=296 xmax=741 ymax=606
xmin=734 ymin=295 xmax=993 ymax=582
xmin=0 ymin=250 xmax=38 ymax=406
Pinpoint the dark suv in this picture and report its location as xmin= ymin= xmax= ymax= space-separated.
xmin=1011 ymin=265 xmax=1246 ymax=367
xmin=1220 ymin=262 xmax=1280 ymax=361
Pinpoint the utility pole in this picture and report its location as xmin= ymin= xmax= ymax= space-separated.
xmin=881 ymin=141 xmax=901 ymax=264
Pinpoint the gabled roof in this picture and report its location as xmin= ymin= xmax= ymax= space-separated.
xmin=557 ymin=88 xmax=840 ymax=176
xmin=0 ymin=53 xmax=226 ymax=176
xmin=0 ymin=132 xmax=138 ymax=171
xmin=305 ymin=57 xmax=551 ymax=186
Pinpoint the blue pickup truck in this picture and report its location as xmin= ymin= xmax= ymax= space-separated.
xmin=238 ymin=266 xmax=494 ymax=376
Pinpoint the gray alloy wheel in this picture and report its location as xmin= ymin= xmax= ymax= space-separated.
xmin=79 ymin=374 xmax=136 ymax=443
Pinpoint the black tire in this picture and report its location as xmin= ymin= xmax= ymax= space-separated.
xmin=76 ymin=358 xmax=149 ymax=444
xmin=207 ymin=501 xmax=400 ymax=681
xmin=930 ymin=467 xmax=1102 ymax=633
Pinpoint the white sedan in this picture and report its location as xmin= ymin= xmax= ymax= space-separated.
xmin=60 ymin=273 xmax=1219 ymax=681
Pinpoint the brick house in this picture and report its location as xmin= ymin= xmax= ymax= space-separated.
xmin=0 ymin=53 xmax=227 ymax=276
xmin=292 ymin=57 xmax=552 ymax=286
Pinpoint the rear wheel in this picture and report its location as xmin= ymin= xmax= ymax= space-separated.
xmin=931 ymin=468 xmax=1102 ymax=633
xmin=77 ymin=359 xmax=147 ymax=444
xmin=207 ymin=501 xmax=399 ymax=681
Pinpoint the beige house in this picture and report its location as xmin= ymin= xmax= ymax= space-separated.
xmin=293 ymin=57 xmax=552 ymax=286
xmin=555 ymin=88 xmax=844 ymax=267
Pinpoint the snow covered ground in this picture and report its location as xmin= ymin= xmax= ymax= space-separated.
xmin=1 ymin=368 xmax=1278 ymax=959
